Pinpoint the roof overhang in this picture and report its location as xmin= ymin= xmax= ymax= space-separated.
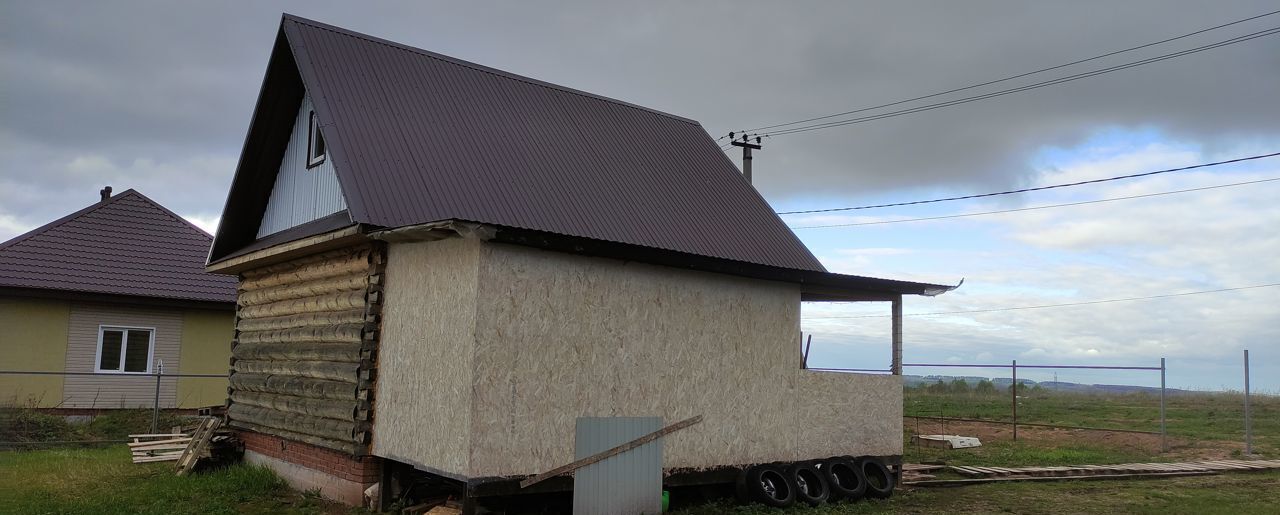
xmin=1 ymin=286 xmax=235 ymax=311
xmin=369 ymin=220 xmax=959 ymax=299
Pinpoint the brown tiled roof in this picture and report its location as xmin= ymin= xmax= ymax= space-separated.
xmin=0 ymin=190 xmax=237 ymax=304
xmin=211 ymin=14 xmax=825 ymax=272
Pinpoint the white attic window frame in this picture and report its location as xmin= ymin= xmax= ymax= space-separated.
xmin=306 ymin=110 xmax=327 ymax=168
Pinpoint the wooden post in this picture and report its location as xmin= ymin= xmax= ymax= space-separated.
xmin=891 ymin=296 xmax=903 ymax=375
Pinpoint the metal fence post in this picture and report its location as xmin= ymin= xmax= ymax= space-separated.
xmin=1011 ymin=359 xmax=1017 ymax=442
xmin=1244 ymin=349 xmax=1252 ymax=455
xmin=151 ymin=359 xmax=163 ymax=434
xmin=1159 ymin=357 xmax=1167 ymax=453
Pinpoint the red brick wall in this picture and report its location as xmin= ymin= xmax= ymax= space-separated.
xmin=238 ymin=430 xmax=380 ymax=485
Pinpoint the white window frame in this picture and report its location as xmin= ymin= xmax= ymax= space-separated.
xmin=93 ymin=325 xmax=156 ymax=375
xmin=306 ymin=110 xmax=326 ymax=168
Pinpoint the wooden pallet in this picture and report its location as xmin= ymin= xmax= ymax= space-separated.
xmin=175 ymin=417 xmax=221 ymax=476
xmin=947 ymin=459 xmax=1280 ymax=479
xmin=129 ymin=433 xmax=192 ymax=464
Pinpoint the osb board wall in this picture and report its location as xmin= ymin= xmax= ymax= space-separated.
xmin=369 ymin=238 xmax=479 ymax=478
xmin=63 ymin=302 xmax=181 ymax=409
xmin=227 ymin=244 xmax=384 ymax=455
xmin=467 ymin=243 xmax=901 ymax=477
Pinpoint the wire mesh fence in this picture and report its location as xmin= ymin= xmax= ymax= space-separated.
xmin=0 ymin=369 xmax=227 ymax=448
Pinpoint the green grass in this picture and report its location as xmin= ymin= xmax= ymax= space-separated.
xmin=904 ymin=389 xmax=1279 ymax=456
xmin=677 ymin=470 xmax=1280 ymax=514
xmin=0 ymin=447 xmax=359 ymax=515
xmin=903 ymin=437 xmax=1156 ymax=468
xmin=0 ymin=407 xmax=189 ymax=444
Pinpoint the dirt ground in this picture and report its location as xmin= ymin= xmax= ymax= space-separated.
xmin=906 ymin=418 xmax=1243 ymax=461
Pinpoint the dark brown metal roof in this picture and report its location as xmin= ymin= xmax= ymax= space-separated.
xmin=211 ymin=14 xmax=824 ymax=272
xmin=0 ymin=190 xmax=237 ymax=304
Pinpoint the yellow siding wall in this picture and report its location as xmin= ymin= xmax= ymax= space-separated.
xmin=0 ymin=297 xmax=70 ymax=407
xmin=178 ymin=309 xmax=235 ymax=408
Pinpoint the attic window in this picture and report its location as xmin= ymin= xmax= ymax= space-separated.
xmin=307 ymin=111 xmax=326 ymax=168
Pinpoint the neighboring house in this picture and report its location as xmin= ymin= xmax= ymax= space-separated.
xmin=206 ymin=15 xmax=955 ymax=508
xmin=0 ymin=188 xmax=237 ymax=410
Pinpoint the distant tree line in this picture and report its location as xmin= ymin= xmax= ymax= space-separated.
xmin=910 ymin=378 xmax=1043 ymax=396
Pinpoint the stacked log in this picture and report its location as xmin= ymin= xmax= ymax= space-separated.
xmin=227 ymin=245 xmax=384 ymax=454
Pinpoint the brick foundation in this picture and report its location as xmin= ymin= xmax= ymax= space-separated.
xmin=238 ymin=430 xmax=380 ymax=506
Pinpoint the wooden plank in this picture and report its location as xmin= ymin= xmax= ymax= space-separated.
xmin=176 ymin=417 xmax=221 ymax=476
xmin=128 ymin=433 xmax=186 ymax=439
xmin=128 ymin=438 xmax=191 ymax=447
xmin=518 ymin=415 xmax=702 ymax=489
xmin=130 ymin=442 xmax=191 ymax=452
xmin=133 ymin=455 xmax=182 ymax=463
xmin=904 ymin=470 xmax=1218 ymax=487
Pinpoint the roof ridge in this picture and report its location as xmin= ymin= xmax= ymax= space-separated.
xmin=0 ymin=191 xmax=127 ymax=252
xmin=281 ymin=13 xmax=701 ymax=126
xmin=121 ymin=189 xmax=217 ymax=241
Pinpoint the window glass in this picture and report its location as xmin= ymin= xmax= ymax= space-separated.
xmin=99 ymin=330 xmax=123 ymax=371
xmin=123 ymin=330 xmax=150 ymax=373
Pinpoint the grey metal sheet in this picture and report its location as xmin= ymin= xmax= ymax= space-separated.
xmin=574 ymin=417 xmax=662 ymax=515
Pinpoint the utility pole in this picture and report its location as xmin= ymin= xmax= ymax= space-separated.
xmin=729 ymin=132 xmax=762 ymax=184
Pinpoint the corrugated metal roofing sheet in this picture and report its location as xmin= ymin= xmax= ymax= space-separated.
xmin=0 ymin=190 xmax=237 ymax=303
xmin=275 ymin=15 xmax=825 ymax=272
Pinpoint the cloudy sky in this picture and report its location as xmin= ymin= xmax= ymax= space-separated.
xmin=3 ymin=1 xmax=1277 ymax=390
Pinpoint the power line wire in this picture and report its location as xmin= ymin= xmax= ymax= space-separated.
xmin=760 ymin=26 xmax=1280 ymax=137
xmin=805 ymin=283 xmax=1280 ymax=319
xmin=777 ymin=151 xmax=1280 ymax=215
xmin=741 ymin=10 xmax=1280 ymax=133
xmin=790 ymin=177 xmax=1280 ymax=228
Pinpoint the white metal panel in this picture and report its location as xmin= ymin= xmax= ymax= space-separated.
xmin=574 ymin=417 xmax=663 ymax=515
xmin=257 ymin=94 xmax=347 ymax=238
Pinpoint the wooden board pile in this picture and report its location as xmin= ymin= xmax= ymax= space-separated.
xmin=128 ymin=417 xmax=240 ymax=473
xmin=128 ymin=433 xmax=193 ymax=464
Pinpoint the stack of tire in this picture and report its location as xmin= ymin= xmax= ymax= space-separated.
xmin=735 ymin=456 xmax=895 ymax=508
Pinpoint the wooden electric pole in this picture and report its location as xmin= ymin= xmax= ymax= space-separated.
xmin=729 ymin=132 xmax=762 ymax=184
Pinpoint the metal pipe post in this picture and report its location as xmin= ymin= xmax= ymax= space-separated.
xmin=1012 ymin=359 xmax=1018 ymax=441
xmin=151 ymin=359 xmax=163 ymax=433
xmin=1159 ymin=357 xmax=1167 ymax=452
xmin=1244 ymin=349 xmax=1252 ymax=455
xmin=891 ymin=297 xmax=903 ymax=375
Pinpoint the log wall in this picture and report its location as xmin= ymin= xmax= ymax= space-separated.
xmin=227 ymin=245 xmax=384 ymax=455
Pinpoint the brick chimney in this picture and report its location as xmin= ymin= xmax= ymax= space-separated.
xmin=100 ymin=186 xmax=112 ymax=201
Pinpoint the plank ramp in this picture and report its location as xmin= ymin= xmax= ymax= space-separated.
xmin=928 ymin=459 xmax=1280 ymax=484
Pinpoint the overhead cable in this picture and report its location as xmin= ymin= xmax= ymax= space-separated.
xmin=759 ymin=27 xmax=1280 ymax=137
xmin=790 ymin=177 xmax=1280 ymax=228
xmin=741 ymin=10 xmax=1280 ymax=134
xmin=776 ymin=151 xmax=1280 ymax=215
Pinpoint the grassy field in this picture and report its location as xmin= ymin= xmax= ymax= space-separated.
xmin=903 ymin=388 xmax=1278 ymax=456
xmin=0 ymin=446 xmax=359 ymax=515
xmin=1 ymin=390 xmax=1276 ymax=513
